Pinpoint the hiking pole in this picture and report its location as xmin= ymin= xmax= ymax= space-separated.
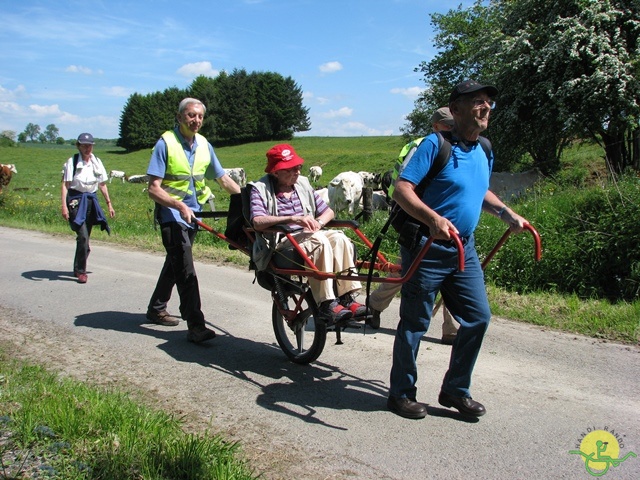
xmin=432 ymin=223 xmax=542 ymax=317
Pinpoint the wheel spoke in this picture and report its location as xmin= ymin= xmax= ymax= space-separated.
xmin=272 ymin=288 xmax=326 ymax=364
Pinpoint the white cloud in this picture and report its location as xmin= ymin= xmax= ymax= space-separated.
xmin=0 ymin=85 xmax=27 ymax=102
xmin=319 ymin=61 xmax=343 ymax=74
xmin=304 ymin=91 xmax=331 ymax=105
xmin=341 ymin=121 xmax=393 ymax=136
xmin=319 ymin=107 xmax=353 ymax=119
xmin=57 ymin=111 xmax=82 ymax=124
xmin=29 ymin=104 xmax=64 ymax=116
xmin=66 ymin=65 xmax=103 ymax=75
xmin=177 ymin=61 xmax=219 ymax=78
xmin=390 ymin=86 xmax=422 ymax=99
xmin=0 ymin=101 xmax=21 ymax=114
xmin=300 ymin=119 xmax=394 ymax=137
xmin=102 ymin=86 xmax=131 ymax=97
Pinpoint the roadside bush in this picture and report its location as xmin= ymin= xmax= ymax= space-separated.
xmin=478 ymin=174 xmax=640 ymax=302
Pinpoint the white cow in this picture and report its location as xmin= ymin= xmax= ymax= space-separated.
xmin=127 ymin=174 xmax=149 ymax=183
xmin=109 ymin=170 xmax=126 ymax=183
xmin=205 ymin=192 xmax=216 ymax=211
xmin=328 ymin=171 xmax=364 ymax=216
xmin=371 ymin=190 xmax=390 ymax=210
xmin=315 ymin=187 xmax=330 ymax=206
xmin=489 ymin=169 xmax=543 ymax=201
xmin=224 ymin=168 xmax=247 ymax=187
xmin=309 ymin=166 xmax=323 ymax=183
xmin=358 ymin=171 xmax=382 ymax=189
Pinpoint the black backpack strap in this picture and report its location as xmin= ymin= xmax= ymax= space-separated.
xmin=72 ymin=153 xmax=80 ymax=177
xmin=478 ymin=136 xmax=491 ymax=156
xmin=478 ymin=136 xmax=492 ymax=168
xmin=365 ymin=133 xmax=451 ymax=312
xmin=414 ymin=131 xmax=452 ymax=197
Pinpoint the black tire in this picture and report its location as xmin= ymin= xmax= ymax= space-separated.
xmin=272 ymin=288 xmax=327 ymax=364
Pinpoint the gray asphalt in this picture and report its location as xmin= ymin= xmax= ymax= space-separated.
xmin=0 ymin=226 xmax=638 ymax=479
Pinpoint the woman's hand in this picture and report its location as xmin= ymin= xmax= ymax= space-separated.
xmin=291 ymin=215 xmax=322 ymax=232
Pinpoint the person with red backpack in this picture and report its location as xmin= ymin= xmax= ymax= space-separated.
xmin=387 ymin=80 xmax=530 ymax=420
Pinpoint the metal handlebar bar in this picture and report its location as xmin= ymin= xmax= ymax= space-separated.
xmin=433 ymin=223 xmax=541 ymax=317
xmin=197 ymin=217 xmax=466 ymax=284
xmin=481 ymin=223 xmax=542 ymax=269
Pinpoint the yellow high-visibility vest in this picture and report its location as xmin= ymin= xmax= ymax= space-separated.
xmin=160 ymin=130 xmax=212 ymax=205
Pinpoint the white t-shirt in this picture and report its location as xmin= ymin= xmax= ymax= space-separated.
xmin=62 ymin=154 xmax=108 ymax=193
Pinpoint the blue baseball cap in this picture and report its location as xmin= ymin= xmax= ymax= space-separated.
xmin=77 ymin=133 xmax=95 ymax=144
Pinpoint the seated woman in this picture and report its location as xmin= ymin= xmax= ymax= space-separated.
xmin=249 ymin=144 xmax=370 ymax=325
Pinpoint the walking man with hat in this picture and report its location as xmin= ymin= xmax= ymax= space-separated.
xmin=387 ymin=80 xmax=530 ymax=419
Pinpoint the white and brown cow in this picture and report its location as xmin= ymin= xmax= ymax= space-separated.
xmin=0 ymin=164 xmax=17 ymax=193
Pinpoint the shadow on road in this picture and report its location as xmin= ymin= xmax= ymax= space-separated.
xmin=23 ymin=269 xmax=79 ymax=282
xmin=333 ymin=323 xmax=445 ymax=345
xmin=74 ymin=310 xmax=397 ymax=429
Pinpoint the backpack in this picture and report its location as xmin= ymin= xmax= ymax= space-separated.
xmin=388 ymin=132 xmax=492 ymax=235
xmin=223 ymin=187 xmax=251 ymax=251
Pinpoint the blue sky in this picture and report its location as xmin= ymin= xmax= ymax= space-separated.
xmin=0 ymin=0 xmax=474 ymax=141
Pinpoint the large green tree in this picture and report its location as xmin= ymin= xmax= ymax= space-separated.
xmin=209 ymin=69 xmax=259 ymax=145
xmin=253 ymin=71 xmax=310 ymax=141
xmin=406 ymin=0 xmax=640 ymax=174
xmin=118 ymin=87 xmax=186 ymax=151
xmin=496 ymin=0 xmax=640 ymax=174
xmin=44 ymin=124 xmax=59 ymax=143
xmin=118 ymin=69 xmax=310 ymax=150
xmin=22 ymin=123 xmax=40 ymax=142
xmin=188 ymin=75 xmax=219 ymax=139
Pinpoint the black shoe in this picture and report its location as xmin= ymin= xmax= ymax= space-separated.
xmin=187 ymin=326 xmax=216 ymax=343
xmin=387 ymin=396 xmax=427 ymax=419
xmin=339 ymin=294 xmax=371 ymax=317
xmin=367 ymin=308 xmax=381 ymax=329
xmin=146 ymin=310 xmax=180 ymax=326
xmin=438 ymin=391 xmax=486 ymax=417
xmin=318 ymin=299 xmax=353 ymax=325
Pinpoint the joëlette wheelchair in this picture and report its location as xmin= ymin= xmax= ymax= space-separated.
xmin=197 ymin=187 xmax=541 ymax=365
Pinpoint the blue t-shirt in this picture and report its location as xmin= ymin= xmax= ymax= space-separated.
xmin=147 ymin=129 xmax=225 ymax=226
xmin=399 ymin=132 xmax=493 ymax=237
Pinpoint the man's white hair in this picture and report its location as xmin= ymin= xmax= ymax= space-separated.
xmin=178 ymin=97 xmax=206 ymax=114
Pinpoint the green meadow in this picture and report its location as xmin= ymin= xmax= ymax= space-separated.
xmin=0 ymin=138 xmax=638 ymax=344
xmin=0 ymin=137 xmax=638 ymax=478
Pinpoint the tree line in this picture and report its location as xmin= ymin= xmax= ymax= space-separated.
xmin=118 ymin=69 xmax=311 ymax=151
xmin=1 ymin=124 xmax=65 ymax=145
xmin=403 ymin=0 xmax=640 ymax=175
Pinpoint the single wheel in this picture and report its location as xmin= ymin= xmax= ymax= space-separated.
xmin=272 ymin=288 xmax=327 ymax=364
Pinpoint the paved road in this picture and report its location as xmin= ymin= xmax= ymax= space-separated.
xmin=0 ymin=226 xmax=638 ymax=479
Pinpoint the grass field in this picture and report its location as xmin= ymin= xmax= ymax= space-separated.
xmin=0 ymin=137 xmax=637 ymax=478
xmin=0 ymin=138 xmax=638 ymax=345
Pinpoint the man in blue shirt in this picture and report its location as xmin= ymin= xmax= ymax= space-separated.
xmin=387 ymin=80 xmax=529 ymax=419
xmin=146 ymin=98 xmax=240 ymax=343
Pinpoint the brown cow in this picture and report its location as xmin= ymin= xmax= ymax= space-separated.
xmin=0 ymin=164 xmax=17 ymax=193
